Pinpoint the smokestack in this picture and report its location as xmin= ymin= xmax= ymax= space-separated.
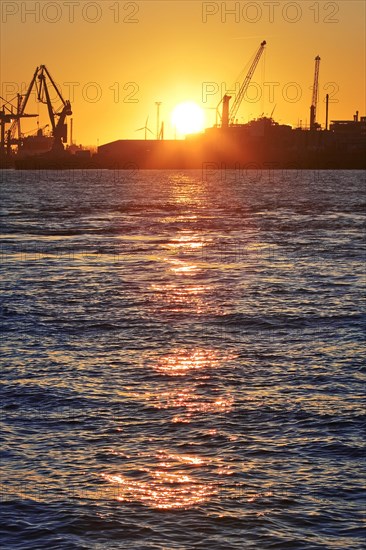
xmin=222 ymin=95 xmax=231 ymax=128
xmin=310 ymin=105 xmax=315 ymax=130
xmin=70 ymin=118 xmax=73 ymax=145
xmin=325 ymin=94 xmax=329 ymax=130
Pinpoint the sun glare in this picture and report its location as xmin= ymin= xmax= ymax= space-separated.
xmin=171 ymin=101 xmax=205 ymax=136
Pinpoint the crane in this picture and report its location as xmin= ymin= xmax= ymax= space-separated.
xmin=220 ymin=40 xmax=266 ymax=127
xmin=37 ymin=65 xmax=72 ymax=152
xmin=9 ymin=65 xmax=72 ymax=153
xmin=310 ymin=55 xmax=321 ymax=130
xmin=0 ymin=94 xmax=37 ymax=157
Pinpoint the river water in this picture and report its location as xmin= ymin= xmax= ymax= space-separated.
xmin=1 ymin=169 xmax=365 ymax=549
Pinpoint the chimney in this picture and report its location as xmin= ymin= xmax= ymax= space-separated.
xmin=222 ymin=95 xmax=231 ymax=128
xmin=70 ymin=118 xmax=73 ymax=145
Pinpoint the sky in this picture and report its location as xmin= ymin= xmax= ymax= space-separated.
xmin=1 ymin=0 xmax=365 ymax=145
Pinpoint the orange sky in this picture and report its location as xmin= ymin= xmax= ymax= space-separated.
xmin=1 ymin=0 xmax=365 ymax=145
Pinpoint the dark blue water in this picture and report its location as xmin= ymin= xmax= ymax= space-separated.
xmin=1 ymin=169 xmax=365 ymax=549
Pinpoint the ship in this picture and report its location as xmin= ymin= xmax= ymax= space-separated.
xmin=97 ymin=113 xmax=366 ymax=170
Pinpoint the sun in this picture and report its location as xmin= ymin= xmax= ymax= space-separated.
xmin=171 ymin=101 xmax=205 ymax=136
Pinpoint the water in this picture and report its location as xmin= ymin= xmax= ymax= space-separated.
xmin=1 ymin=169 xmax=365 ymax=550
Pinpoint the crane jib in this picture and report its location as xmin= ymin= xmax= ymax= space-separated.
xmin=229 ymin=40 xmax=267 ymax=125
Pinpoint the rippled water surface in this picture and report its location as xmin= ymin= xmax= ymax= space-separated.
xmin=1 ymin=169 xmax=365 ymax=549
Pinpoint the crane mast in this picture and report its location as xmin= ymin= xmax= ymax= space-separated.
xmin=310 ymin=55 xmax=320 ymax=130
xmin=223 ymin=40 xmax=266 ymax=126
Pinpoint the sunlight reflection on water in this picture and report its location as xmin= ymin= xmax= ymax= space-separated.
xmin=101 ymin=449 xmax=219 ymax=510
xmin=1 ymin=170 xmax=365 ymax=548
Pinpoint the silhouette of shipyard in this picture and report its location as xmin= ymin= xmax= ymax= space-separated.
xmin=97 ymin=115 xmax=366 ymax=170
xmin=1 ymin=43 xmax=365 ymax=170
